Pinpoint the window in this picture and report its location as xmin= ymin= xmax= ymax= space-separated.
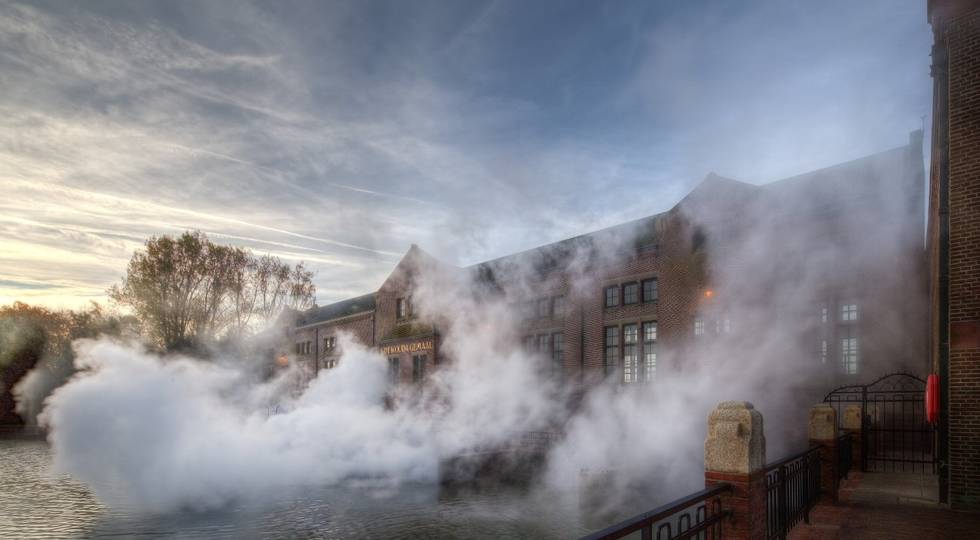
xmin=604 ymin=326 xmax=620 ymax=374
xmin=691 ymin=227 xmax=706 ymax=252
xmin=722 ymin=318 xmax=732 ymax=334
xmin=820 ymin=339 xmax=828 ymax=364
xmin=841 ymin=304 xmax=857 ymax=322
xmin=623 ymin=283 xmax=639 ymax=305
xmin=396 ymin=297 xmax=408 ymax=319
xmin=643 ymin=322 xmax=657 ymax=382
xmin=295 ymin=342 xmax=302 ymax=354
xmin=642 ymin=279 xmax=658 ymax=303
xmin=623 ymin=324 xmax=638 ymax=383
xmin=841 ymin=327 xmax=858 ymax=375
xmin=388 ymin=357 xmax=400 ymax=384
xmin=412 ymin=355 xmax=427 ymax=383
xmin=324 ymin=337 xmax=336 ymax=352
xmin=551 ymin=332 xmax=564 ymax=375
xmin=604 ymin=286 xmax=620 ymax=308
xmin=537 ymin=334 xmax=550 ymax=354
xmin=552 ymin=295 xmax=566 ymax=317
xmin=821 ymin=306 xmax=828 ymax=324
xmin=537 ymin=298 xmax=552 ymax=319
xmin=694 ymin=318 xmax=705 ymax=336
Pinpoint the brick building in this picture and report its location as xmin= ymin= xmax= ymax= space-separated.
xmin=288 ymin=133 xmax=927 ymax=406
xmin=928 ymin=0 xmax=980 ymax=510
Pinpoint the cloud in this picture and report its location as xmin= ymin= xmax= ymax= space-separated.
xmin=0 ymin=0 xmax=931 ymax=308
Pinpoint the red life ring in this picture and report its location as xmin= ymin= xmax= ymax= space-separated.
xmin=926 ymin=374 xmax=940 ymax=424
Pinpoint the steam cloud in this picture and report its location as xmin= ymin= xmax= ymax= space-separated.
xmin=33 ymin=144 xmax=925 ymax=520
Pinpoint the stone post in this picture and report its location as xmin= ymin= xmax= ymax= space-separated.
xmin=808 ymin=403 xmax=838 ymax=502
xmin=704 ymin=401 xmax=767 ymax=540
xmin=842 ymin=404 xmax=862 ymax=470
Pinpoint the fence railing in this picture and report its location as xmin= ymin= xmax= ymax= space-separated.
xmin=837 ymin=432 xmax=853 ymax=482
xmin=579 ymin=483 xmax=732 ymax=540
xmin=765 ymin=447 xmax=821 ymax=540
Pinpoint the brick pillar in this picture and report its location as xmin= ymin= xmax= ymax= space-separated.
xmin=704 ymin=401 xmax=767 ymax=540
xmin=808 ymin=403 xmax=838 ymax=502
xmin=842 ymin=404 xmax=862 ymax=469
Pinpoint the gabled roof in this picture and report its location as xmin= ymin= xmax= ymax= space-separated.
xmin=297 ymin=131 xmax=922 ymax=324
xmin=295 ymin=292 xmax=376 ymax=327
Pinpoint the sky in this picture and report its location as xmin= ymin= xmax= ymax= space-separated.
xmin=0 ymin=0 xmax=932 ymax=309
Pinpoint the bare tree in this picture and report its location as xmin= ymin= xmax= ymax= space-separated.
xmin=109 ymin=231 xmax=316 ymax=351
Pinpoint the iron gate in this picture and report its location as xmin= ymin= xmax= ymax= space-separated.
xmin=823 ymin=373 xmax=936 ymax=474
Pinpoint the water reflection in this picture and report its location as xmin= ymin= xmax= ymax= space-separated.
xmin=1 ymin=438 xmax=593 ymax=539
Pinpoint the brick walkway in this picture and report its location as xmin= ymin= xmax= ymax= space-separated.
xmin=789 ymin=472 xmax=980 ymax=539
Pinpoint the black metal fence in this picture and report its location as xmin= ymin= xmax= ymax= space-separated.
xmin=823 ymin=372 xmax=936 ymax=474
xmin=837 ymin=432 xmax=852 ymax=482
xmin=765 ymin=447 xmax=821 ymax=540
xmin=579 ymin=483 xmax=732 ymax=540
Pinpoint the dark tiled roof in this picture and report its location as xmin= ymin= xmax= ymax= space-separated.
xmin=296 ymin=293 xmax=376 ymax=327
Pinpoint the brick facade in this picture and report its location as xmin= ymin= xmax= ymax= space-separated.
xmin=287 ymin=134 xmax=926 ymax=423
xmin=929 ymin=0 xmax=980 ymax=510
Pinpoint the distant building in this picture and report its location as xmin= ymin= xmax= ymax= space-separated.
xmin=287 ymin=132 xmax=927 ymax=399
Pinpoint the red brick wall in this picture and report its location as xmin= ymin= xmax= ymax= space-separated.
xmin=944 ymin=6 xmax=980 ymax=510
xmin=292 ymin=311 xmax=375 ymax=376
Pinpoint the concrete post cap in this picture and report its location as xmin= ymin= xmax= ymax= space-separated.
xmin=705 ymin=401 xmax=766 ymax=474
xmin=808 ymin=403 xmax=838 ymax=441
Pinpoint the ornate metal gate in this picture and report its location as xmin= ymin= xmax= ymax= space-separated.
xmin=823 ymin=373 xmax=936 ymax=474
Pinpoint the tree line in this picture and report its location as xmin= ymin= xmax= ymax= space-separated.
xmin=0 ymin=230 xmax=316 ymax=427
xmin=109 ymin=230 xmax=315 ymax=351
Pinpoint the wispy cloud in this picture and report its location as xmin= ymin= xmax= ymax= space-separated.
xmin=0 ymin=0 xmax=930 ymax=308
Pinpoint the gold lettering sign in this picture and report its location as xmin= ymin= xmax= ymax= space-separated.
xmin=380 ymin=339 xmax=434 ymax=356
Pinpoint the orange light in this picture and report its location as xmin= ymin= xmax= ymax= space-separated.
xmin=276 ymin=354 xmax=290 ymax=368
xmin=704 ymin=290 xmax=714 ymax=298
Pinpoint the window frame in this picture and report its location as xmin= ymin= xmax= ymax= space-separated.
xmin=623 ymin=282 xmax=639 ymax=305
xmin=622 ymin=323 xmax=639 ymax=383
xmin=604 ymin=326 xmax=620 ymax=375
xmin=642 ymin=278 xmax=659 ymax=303
xmin=412 ymin=354 xmax=427 ymax=384
xmin=388 ymin=357 xmax=400 ymax=384
xmin=643 ymin=321 xmax=657 ymax=382
xmin=604 ymin=285 xmax=620 ymax=308
xmin=551 ymin=332 xmax=564 ymax=375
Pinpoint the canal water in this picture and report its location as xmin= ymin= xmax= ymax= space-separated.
xmin=0 ymin=437 xmax=598 ymax=539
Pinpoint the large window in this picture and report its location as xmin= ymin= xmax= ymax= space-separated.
xmin=840 ymin=303 xmax=858 ymax=322
xmin=604 ymin=326 xmax=619 ymax=375
xmin=643 ymin=322 xmax=657 ymax=381
xmin=552 ymin=295 xmax=566 ymax=317
xmin=324 ymin=336 xmax=336 ymax=352
xmin=396 ymin=297 xmax=412 ymax=319
xmin=820 ymin=339 xmax=828 ymax=365
xmin=537 ymin=334 xmax=550 ymax=354
xmin=642 ymin=279 xmax=658 ymax=303
xmin=551 ymin=332 xmax=564 ymax=375
xmin=412 ymin=355 xmax=427 ymax=383
xmin=841 ymin=327 xmax=858 ymax=375
xmin=388 ymin=357 xmax=400 ymax=384
xmin=623 ymin=283 xmax=639 ymax=305
xmin=537 ymin=298 xmax=552 ymax=319
xmin=623 ymin=324 xmax=639 ymax=383
xmin=604 ymin=286 xmax=620 ymax=308
xmin=694 ymin=318 xmax=705 ymax=336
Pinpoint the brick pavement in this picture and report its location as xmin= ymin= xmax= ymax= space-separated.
xmin=790 ymin=472 xmax=980 ymax=539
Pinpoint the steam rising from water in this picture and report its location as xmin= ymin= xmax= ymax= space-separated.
xmin=33 ymin=144 xmax=925 ymax=517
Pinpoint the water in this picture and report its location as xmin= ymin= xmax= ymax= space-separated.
xmin=0 ymin=438 xmax=596 ymax=539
